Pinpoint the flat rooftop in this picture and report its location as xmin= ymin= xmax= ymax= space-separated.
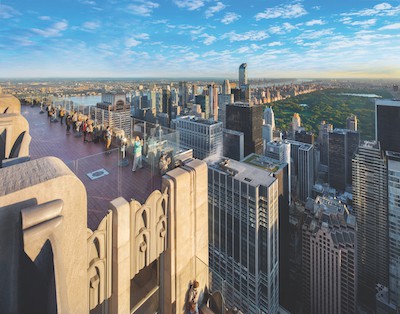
xmin=22 ymin=104 xmax=162 ymax=230
xmin=242 ymin=153 xmax=286 ymax=173
xmin=207 ymin=157 xmax=276 ymax=188
xmin=375 ymin=99 xmax=400 ymax=107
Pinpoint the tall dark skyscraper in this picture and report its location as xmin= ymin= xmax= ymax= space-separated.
xmin=225 ymin=102 xmax=263 ymax=157
xmin=352 ymin=141 xmax=388 ymax=308
xmin=376 ymin=99 xmax=400 ymax=153
xmin=162 ymin=89 xmax=172 ymax=126
xmin=179 ymin=81 xmax=188 ymax=108
xmin=318 ymin=121 xmax=333 ymax=166
xmin=328 ymin=129 xmax=360 ymax=191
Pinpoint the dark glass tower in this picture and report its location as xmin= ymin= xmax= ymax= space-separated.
xmin=376 ymin=99 xmax=400 ymax=153
xmin=225 ymin=103 xmax=263 ymax=157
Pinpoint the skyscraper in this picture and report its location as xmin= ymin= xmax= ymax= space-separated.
xmin=225 ymin=102 xmax=263 ymax=157
xmin=291 ymin=113 xmax=301 ymax=139
xmin=222 ymin=79 xmax=231 ymax=95
xmin=243 ymin=154 xmax=291 ymax=310
xmin=286 ymin=140 xmax=314 ymax=203
xmin=239 ymin=63 xmax=247 ymax=86
xmin=376 ymin=99 xmax=400 ymax=153
xmin=264 ymin=106 xmax=275 ymax=131
xmin=207 ymin=158 xmax=279 ymax=314
xmin=352 ymin=141 xmax=388 ymax=308
xmin=302 ymin=196 xmax=357 ymax=314
xmin=318 ymin=120 xmax=333 ymax=166
xmin=386 ymin=151 xmax=400 ymax=311
xmin=328 ymin=129 xmax=360 ymax=191
xmin=179 ymin=81 xmax=188 ymax=108
xmin=208 ymin=83 xmax=219 ymax=121
xmin=162 ymin=88 xmax=172 ymax=126
xmin=239 ymin=63 xmax=250 ymax=102
xmin=175 ymin=116 xmax=223 ymax=160
xmin=218 ymin=93 xmax=234 ymax=127
xmin=346 ymin=114 xmax=358 ymax=131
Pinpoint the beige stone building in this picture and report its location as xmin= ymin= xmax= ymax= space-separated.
xmin=0 ymin=93 xmax=213 ymax=314
xmin=302 ymin=196 xmax=357 ymax=314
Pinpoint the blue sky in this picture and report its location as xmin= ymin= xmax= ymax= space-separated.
xmin=1 ymin=0 xmax=400 ymax=78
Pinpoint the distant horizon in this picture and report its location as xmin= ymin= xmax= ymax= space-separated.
xmin=1 ymin=76 xmax=399 ymax=82
xmin=1 ymin=1 xmax=400 ymax=78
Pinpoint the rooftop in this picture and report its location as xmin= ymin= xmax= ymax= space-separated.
xmin=22 ymin=104 xmax=167 ymax=230
xmin=285 ymin=139 xmax=313 ymax=150
xmin=242 ymin=153 xmax=287 ymax=173
xmin=375 ymin=98 xmax=400 ymax=107
xmin=176 ymin=115 xmax=222 ymax=126
xmin=207 ymin=157 xmax=276 ymax=188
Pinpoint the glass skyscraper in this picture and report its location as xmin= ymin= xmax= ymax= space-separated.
xmin=207 ymin=158 xmax=279 ymax=314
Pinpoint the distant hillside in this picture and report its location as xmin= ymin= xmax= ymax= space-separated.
xmin=268 ymin=88 xmax=393 ymax=140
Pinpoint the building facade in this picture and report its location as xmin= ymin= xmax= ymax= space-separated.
xmin=328 ymin=129 xmax=360 ymax=191
xmin=223 ymin=128 xmax=244 ymax=161
xmin=302 ymin=196 xmax=357 ymax=314
xmin=175 ymin=116 xmax=223 ymax=160
xmin=225 ymin=102 xmax=263 ymax=157
xmin=352 ymin=141 xmax=388 ymax=308
xmin=207 ymin=158 xmax=279 ymax=314
xmin=286 ymin=140 xmax=314 ymax=203
xmin=386 ymin=151 xmax=400 ymax=311
xmin=376 ymin=99 xmax=400 ymax=153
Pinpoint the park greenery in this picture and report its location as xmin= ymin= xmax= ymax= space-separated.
xmin=268 ymin=88 xmax=393 ymax=140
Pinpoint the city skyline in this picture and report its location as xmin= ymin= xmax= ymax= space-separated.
xmin=1 ymin=0 xmax=400 ymax=78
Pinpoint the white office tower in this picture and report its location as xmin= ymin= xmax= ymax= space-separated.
xmin=222 ymin=79 xmax=231 ymax=95
xmin=175 ymin=116 xmax=223 ymax=160
xmin=262 ymin=125 xmax=273 ymax=154
xmin=291 ymin=113 xmax=301 ymax=138
xmin=283 ymin=141 xmax=291 ymax=203
xmin=207 ymin=158 xmax=279 ymax=314
xmin=264 ymin=107 xmax=275 ymax=131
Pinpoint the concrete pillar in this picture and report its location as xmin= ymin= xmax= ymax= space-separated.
xmin=110 ymin=197 xmax=131 ymax=314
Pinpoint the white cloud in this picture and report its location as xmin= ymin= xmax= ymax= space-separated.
xmin=199 ymin=33 xmax=217 ymax=45
xmin=125 ymin=38 xmax=141 ymax=47
xmin=268 ymin=41 xmax=283 ymax=47
xmin=255 ymin=3 xmax=307 ymax=20
xmin=0 ymin=4 xmax=21 ymax=19
xmin=205 ymin=2 xmax=226 ymax=18
xmin=379 ymin=23 xmax=400 ymax=30
xmin=221 ymin=30 xmax=269 ymax=42
xmin=31 ymin=20 xmax=68 ymax=37
xmin=79 ymin=0 xmax=97 ymax=5
xmin=268 ymin=22 xmax=296 ymax=34
xmin=134 ymin=33 xmax=150 ymax=39
xmin=342 ymin=2 xmax=400 ymax=17
xmin=174 ymin=0 xmax=205 ymax=11
xmin=127 ymin=1 xmax=159 ymax=16
xmin=39 ymin=16 xmax=51 ymax=21
xmin=305 ymin=19 xmax=325 ymax=26
xmin=82 ymin=21 xmax=100 ymax=30
xmin=297 ymin=28 xmax=334 ymax=40
xmin=221 ymin=12 xmax=240 ymax=24
xmin=341 ymin=17 xmax=377 ymax=28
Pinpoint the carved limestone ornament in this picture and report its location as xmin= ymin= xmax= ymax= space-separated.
xmin=131 ymin=187 xmax=168 ymax=277
xmin=87 ymin=211 xmax=112 ymax=310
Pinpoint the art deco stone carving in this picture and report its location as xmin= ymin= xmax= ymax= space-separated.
xmin=0 ymin=94 xmax=31 ymax=166
xmin=87 ymin=211 xmax=112 ymax=310
xmin=0 ymin=157 xmax=88 ymax=313
xmin=130 ymin=188 xmax=168 ymax=277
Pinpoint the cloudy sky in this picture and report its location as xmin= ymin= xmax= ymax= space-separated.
xmin=1 ymin=0 xmax=400 ymax=78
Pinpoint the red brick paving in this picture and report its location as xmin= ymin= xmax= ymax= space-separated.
xmin=22 ymin=105 xmax=162 ymax=230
